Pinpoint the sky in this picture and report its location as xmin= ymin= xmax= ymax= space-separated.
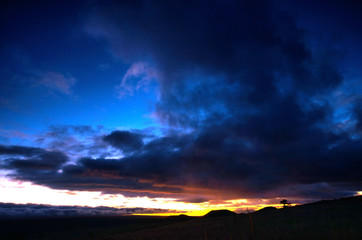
xmin=0 ymin=0 xmax=361 ymax=217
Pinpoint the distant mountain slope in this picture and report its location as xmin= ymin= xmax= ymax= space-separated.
xmin=107 ymin=196 xmax=362 ymax=239
xmin=204 ymin=209 xmax=237 ymax=218
xmin=281 ymin=195 xmax=362 ymax=216
xmin=299 ymin=195 xmax=362 ymax=208
xmin=254 ymin=206 xmax=278 ymax=214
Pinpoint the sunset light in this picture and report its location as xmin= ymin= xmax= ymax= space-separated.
xmin=0 ymin=176 xmax=286 ymax=216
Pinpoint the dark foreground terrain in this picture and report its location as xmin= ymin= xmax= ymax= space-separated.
xmin=1 ymin=196 xmax=361 ymax=240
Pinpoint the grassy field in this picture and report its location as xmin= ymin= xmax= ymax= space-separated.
xmin=1 ymin=196 xmax=361 ymax=240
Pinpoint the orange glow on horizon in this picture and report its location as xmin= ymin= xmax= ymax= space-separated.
xmin=0 ymin=176 xmax=329 ymax=216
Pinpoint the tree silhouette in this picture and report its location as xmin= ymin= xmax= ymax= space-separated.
xmin=280 ymin=199 xmax=290 ymax=208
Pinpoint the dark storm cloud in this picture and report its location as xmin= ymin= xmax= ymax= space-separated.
xmin=103 ymin=130 xmax=144 ymax=153
xmin=85 ymin=0 xmax=345 ymax=126
xmin=0 ymin=145 xmax=45 ymax=157
xmin=4 ymin=125 xmax=360 ymax=200
xmin=1 ymin=145 xmax=68 ymax=176
xmin=77 ymin=0 xmax=362 ymax=198
xmin=4 ymin=151 xmax=67 ymax=171
xmin=1 ymin=0 xmax=361 ymax=201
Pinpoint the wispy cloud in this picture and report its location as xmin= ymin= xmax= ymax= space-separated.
xmin=116 ymin=62 xmax=158 ymax=98
xmin=38 ymin=71 xmax=76 ymax=95
xmin=0 ymin=49 xmax=77 ymax=116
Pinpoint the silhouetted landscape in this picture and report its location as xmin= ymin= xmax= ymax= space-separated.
xmin=1 ymin=196 xmax=361 ymax=240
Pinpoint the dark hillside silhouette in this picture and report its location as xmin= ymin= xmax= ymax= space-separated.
xmin=0 ymin=196 xmax=361 ymax=240
xmin=204 ymin=209 xmax=237 ymax=218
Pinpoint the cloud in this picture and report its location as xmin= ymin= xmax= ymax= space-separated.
xmin=47 ymin=125 xmax=98 ymax=137
xmin=4 ymin=151 xmax=67 ymax=171
xmin=116 ymin=61 xmax=158 ymax=98
xmin=0 ymin=48 xmax=77 ymax=110
xmin=1 ymin=146 xmax=68 ymax=177
xmin=38 ymin=71 xmax=76 ymax=95
xmin=34 ymin=125 xmax=111 ymax=162
xmin=2 ymin=122 xmax=360 ymax=201
xmin=0 ymin=203 xmax=176 ymax=219
xmin=83 ymin=0 xmax=346 ymax=127
xmin=0 ymin=145 xmax=45 ymax=157
xmin=1 ymin=0 xmax=360 ymax=203
xmin=0 ymin=145 xmax=70 ymax=189
xmin=103 ymin=130 xmax=144 ymax=153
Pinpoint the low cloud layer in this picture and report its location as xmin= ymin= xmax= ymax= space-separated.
xmin=0 ymin=203 xmax=175 ymax=219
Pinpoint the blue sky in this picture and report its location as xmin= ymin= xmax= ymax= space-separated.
xmin=0 ymin=3 xmax=160 ymax=144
